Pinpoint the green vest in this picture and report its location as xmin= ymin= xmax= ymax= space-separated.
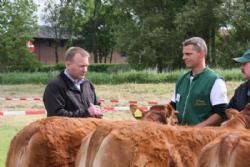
xmin=175 ymin=68 xmax=218 ymax=125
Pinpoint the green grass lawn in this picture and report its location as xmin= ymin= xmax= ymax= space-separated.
xmin=0 ymin=115 xmax=45 ymax=167
xmin=0 ymin=125 xmax=19 ymax=166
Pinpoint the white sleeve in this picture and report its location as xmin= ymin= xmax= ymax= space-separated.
xmin=171 ymin=88 xmax=176 ymax=103
xmin=210 ymin=78 xmax=228 ymax=105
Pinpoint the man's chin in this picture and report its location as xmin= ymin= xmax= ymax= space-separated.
xmin=81 ymin=74 xmax=86 ymax=79
xmin=185 ymin=65 xmax=192 ymax=69
xmin=244 ymin=76 xmax=250 ymax=80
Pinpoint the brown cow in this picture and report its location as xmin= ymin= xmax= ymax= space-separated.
xmin=6 ymin=104 xmax=175 ymax=167
xmin=75 ymin=104 xmax=250 ymax=167
xmin=198 ymin=132 xmax=250 ymax=167
xmin=220 ymin=108 xmax=239 ymax=126
xmin=197 ymin=104 xmax=250 ymax=167
xmin=222 ymin=103 xmax=250 ymax=129
xmin=6 ymin=117 xmax=109 ymax=167
xmin=225 ymin=108 xmax=239 ymax=120
xmin=130 ymin=103 xmax=178 ymax=125
xmin=75 ymin=123 xmax=246 ymax=167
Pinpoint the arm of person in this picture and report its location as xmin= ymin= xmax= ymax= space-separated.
xmin=84 ymin=81 xmax=105 ymax=118
xmin=195 ymin=103 xmax=227 ymax=127
xmin=195 ymin=113 xmax=222 ymax=127
xmin=195 ymin=78 xmax=228 ymax=127
xmin=170 ymin=89 xmax=177 ymax=110
xmin=43 ymin=82 xmax=89 ymax=117
xmin=88 ymin=103 xmax=106 ymax=118
xmin=227 ymin=84 xmax=241 ymax=110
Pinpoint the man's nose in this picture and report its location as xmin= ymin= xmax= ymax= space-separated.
xmin=83 ymin=66 xmax=88 ymax=72
xmin=240 ymin=64 xmax=245 ymax=70
xmin=182 ymin=54 xmax=186 ymax=60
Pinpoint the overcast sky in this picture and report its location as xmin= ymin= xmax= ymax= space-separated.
xmin=34 ymin=0 xmax=46 ymax=25
xmin=34 ymin=0 xmax=60 ymax=25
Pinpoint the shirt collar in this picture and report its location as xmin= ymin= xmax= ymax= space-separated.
xmin=188 ymin=67 xmax=208 ymax=79
xmin=64 ymin=69 xmax=84 ymax=85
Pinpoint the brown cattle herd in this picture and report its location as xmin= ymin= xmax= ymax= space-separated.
xmin=5 ymin=103 xmax=250 ymax=167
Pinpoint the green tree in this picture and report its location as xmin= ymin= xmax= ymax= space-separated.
xmin=43 ymin=0 xmax=116 ymax=64
xmin=175 ymin=0 xmax=224 ymax=66
xmin=79 ymin=0 xmax=116 ymax=63
xmin=43 ymin=1 xmax=63 ymax=63
xmin=113 ymin=0 xmax=187 ymax=72
xmin=215 ymin=0 xmax=250 ymax=68
xmin=43 ymin=0 xmax=92 ymax=63
xmin=0 ymin=0 xmax=39 ymax=71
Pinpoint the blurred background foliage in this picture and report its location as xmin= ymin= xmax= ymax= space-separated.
xmin=0 ymin=0 xmax=250 ymax=72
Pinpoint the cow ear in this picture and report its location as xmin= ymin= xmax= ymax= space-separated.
xmin=165 ymin=103 xmax=174 ymax=115
xmin=246 ymin=103 xmax=250 ymax=110
xmin=225 ymin=108 xmax=239 ymax=119
xmin=129 ymin=104 xmax=138 ymax=112
xmin=243 ymin=103 xmax=250 ymax=115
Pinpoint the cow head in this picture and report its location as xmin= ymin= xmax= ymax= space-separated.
xmin=129 ymin=104 xmax=145 ymax=120
xmin=222 ymin=103 xmax=250 ymax=129
xmin=142 ymin=103 xmax=178 ymax=125
xmin=225 ymin=108 xmax=239 ymax=120
xmin=241 ymin=103 xmax=250 ymax=115
xmin=240 ymin=103 xmax=250 ymax=128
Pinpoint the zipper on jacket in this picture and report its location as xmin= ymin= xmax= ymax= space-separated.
xmin=181 ymin=76 xmax=193 ymax=124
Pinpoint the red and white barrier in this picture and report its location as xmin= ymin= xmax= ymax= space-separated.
xmin=99 ymin=98 xmax=159 ymax=105
xmin=0 ymin=97 xmax=162 ymax=105
xmin=0 ymin=97 xmax=42 ymax=101
xmin=0 ymin=96 xmax=166 ymax=116
xmin=0 ymin=109 xmax=46 ymax=116
xmin=0 ymin=106 xmax=150 ymax=116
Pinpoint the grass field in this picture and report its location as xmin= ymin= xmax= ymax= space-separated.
xmin=0 ymin=82 xmax=240 ymax=166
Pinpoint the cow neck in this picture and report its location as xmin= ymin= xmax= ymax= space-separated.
xmin=242 ymin=112 xmax=250 ymax=129
xmin=237 ymin=113 xmax=249 ymax=129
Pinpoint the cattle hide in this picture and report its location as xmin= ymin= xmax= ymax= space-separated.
xmin=6 ymin=117 xmax=109 ymax=167
xmin=222 ymin=103 xmax=250 ymax=129
xmin=76 ymin=121 xmax=245 ymax=167
xmin=198 ymin=132 xmax=250 ymax=167
xmin=76 ymin=104 xmax=250 ymax=167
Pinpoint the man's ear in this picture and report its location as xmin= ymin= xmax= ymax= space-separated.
xmin=65 ymin=60 xmax=72 ymax=68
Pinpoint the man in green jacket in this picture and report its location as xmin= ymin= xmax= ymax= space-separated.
xmin=170 ymin=37 xmax=228 ymax=127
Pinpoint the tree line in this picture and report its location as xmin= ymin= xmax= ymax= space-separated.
xmin=0 ymin=0 xmax=249 ymax=72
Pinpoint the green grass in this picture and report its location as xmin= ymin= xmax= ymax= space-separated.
xmin=0 ymin=115 xmax=45 ymax=167
xmin=0 ymin=71 xmax=58 ymax=84
xmin=0 ymin=68 xmax=244 ymax=85
xmin=0 ymin=125 xmax=19 ymax=166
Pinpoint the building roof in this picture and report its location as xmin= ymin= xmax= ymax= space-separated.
xmin=34 ymin=26 xmax=70 ymax=40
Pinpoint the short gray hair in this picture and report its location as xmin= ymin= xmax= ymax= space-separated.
xmin=64 ymin=47 xmax=90 ymax=61
xmin=182 ymin=37 xmax=207 ymax=55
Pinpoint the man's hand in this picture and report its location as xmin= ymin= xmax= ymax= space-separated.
xmin=88 ymin=103 xmax=105 ymax=118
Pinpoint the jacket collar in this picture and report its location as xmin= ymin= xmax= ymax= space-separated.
xmin=187 ymin=67 xmax=208 ymax=80
xmin=60 ymin=71 xmax=81 ymax=91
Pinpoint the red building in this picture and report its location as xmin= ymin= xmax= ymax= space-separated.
xmin=33 ymin=26 xmax=127 ymax=64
